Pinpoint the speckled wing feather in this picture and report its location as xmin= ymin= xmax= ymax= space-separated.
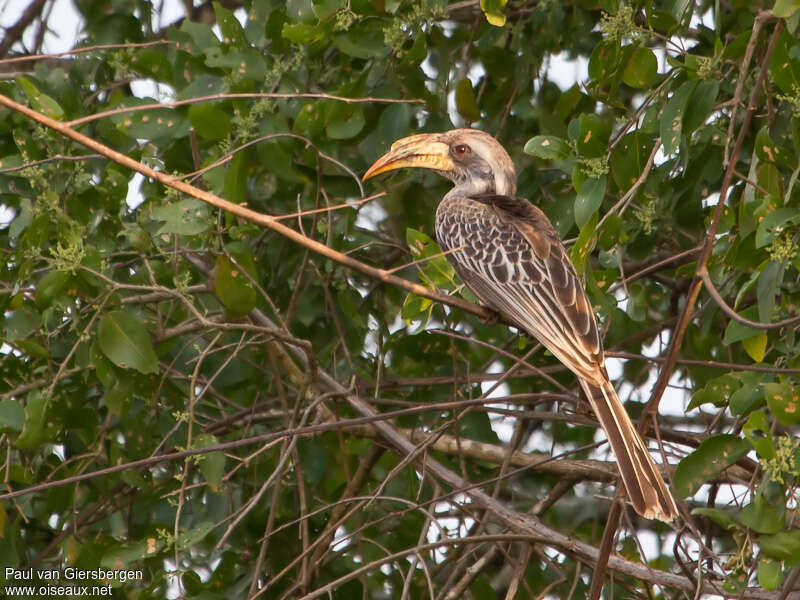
xmin=435 ymin=193 xmax=678 ymax=521
xmin=435 ymin=193 xmax=602 ymax=383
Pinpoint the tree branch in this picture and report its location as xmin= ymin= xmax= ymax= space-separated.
xmin=0 ymin=92 xmax=491 ymax=323
xmin=590 ymin=14 xmax=784 ymax=600
xmin=0 ymin=0 xmax=47 ymax=58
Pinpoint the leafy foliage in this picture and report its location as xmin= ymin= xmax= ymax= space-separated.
xmin=1 ymin=0 xmax=800 ymax=598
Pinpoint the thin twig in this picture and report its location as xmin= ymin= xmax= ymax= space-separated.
xmin=698 ymin=267 xmax=800 ymax=329
xmin=0 ymin=92 xmax=491 ymax=322
xmin=589 ymin=14 xmax=783 ymax=600
xmin=65 ymin=92 xmax=423 ymax=127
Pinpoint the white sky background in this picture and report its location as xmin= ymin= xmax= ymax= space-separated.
xmin=2 ymin=1 xmax=736 ymax=584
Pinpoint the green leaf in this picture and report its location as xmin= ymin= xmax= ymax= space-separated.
xmin=91 ymin=341 xmax=116 ymax=388
xmin=625 ymin=281 xmax=647 ymax=322
xmin=195 ymin=434 xmax=225 ymax=492
xmin=97 ymin=310 xmax=159 ymax=374
xmin=742 ymin=332 xmax=767 ymax=363
xmin=723 ymin=306 xmax=761 ymax=344
xmin=104 ymin=377 xmax=133 ymax=416
xmin=769 ymin=31 xmax=800 ymax=94
xmin=574 ymin=176 xmax=606 ymax=228
xmin=214 ymin=2 xmax=247 ymax=47
xmin=401 ymin=293 xmax=434 ymax=331
xmin=14 ymin=392 xmax=48 ymax=449
xmin=376 ymin=103 xmax=412 ymax=151
xmin=336 ymin=288 xmax=367 ymax=330
xmin=569 ymin=114 xmax=611 ymax=157
xmin=287 ymin=0 xmax=315 ymax=22
xmin=326 ymin=104 xmax=365 ymax=140
xmin=589 ymin=40 xmax=621 ymax=83
xmin=460 ymin=411 xmax=500 ymax=444
xmin=738 ymin=496 xmax=784 ymax=535
xmin=131 ymin=48 xmax=173 ymax=81
xmin=179 ymin=19 xmax=216 ymax=50
xmin=205 ymin=47 xmax=267 ymax=80
xmin=151 ymin=198 xmax=211 ymax=235
xmin=660 ymin=80 xmax=697 ymax=155
xmin=756 ymin=260 xmax=783 ymax=323
xmin=755 ymin=127 xmax=794 ymax=167
xmin=224 ymin=150 xmax=248 ymax=206
xmin=333 ymin=23 xmax=388 ymax=58
xmin=297 ymin=437 xmax=329 ymax=485
xmin=755 ymin=208 xmax=799 ymax=249
xmin=570 ymin=212 xmax=598 ymax=275
xmin=622 ymin=47 xmax=657 ymax=88
xmin=523 ymin=136 xmax=571 ymax=160
xmin=188 ymin=104 xmax=232 ymax=140
xmin=764 ymin=380 xmax=800 ymax=425
xmin=101 ymin=538 xmax=165 ymax=569
xmin=756 ymin=163 xmax=784 ymax=199
xmin=598 ymin=214 xmax=623 ymax=250
xmin=470 ymin=577 xmax=495 ymax=600
xmin=691 ymin=507 xmax=736 ymax=529
xmin=730 ymin=372 xmax=765 ymax=417
xmin=8 ymin=197 xmax=33 ymax=239
xmin=610 ymin=131 xmax=650 ymax=191
xmin=282 ymin=22 xmax=323 ymax=44
xmin=758 ymin=531 xmax=800 ymax=565
xmin=673 ymin=434 xmax=751 ymax=497
xmin=683 ymin=79 xmax=719 ymax=133
xmin=722 ymin=572 xmax=747 ymax=595
xmin=757 ymin=557 xmax=783 ymax=590
xmin=773 ymin=0 xmax=800 ymax=19
xmin=787 ymin=8 xmax=800 ymax=34
xmin=214 ymin=246 xmax=258 ymax=319
xmin=35 ymin=270 xmax=70 ymax=309
xmin=687 ymin=373 xmax=740 ymax=411
xmin=743 ymin=410 xmax=775 ymax=459
xmin=16 ymin=76 xmax=64 ymax=119
xmin=177 ymin=74 xmax=226 ymax=100
xmin=667 ymin=0 xmax=692 ymax=22
xmin=406 ymin=228 xmax=457 ymax=289
xmin=480 ymin=0 xmax=507 ymax=26
xmin=455 ymin=78 xmax=481 ymax=122
xmin=111 ymin=99 xmax=189 ymax=140
xmin=312 ymin=0 xmax=344 ymax=20
xmin=0 ymin=400 xmax=25 ymax=434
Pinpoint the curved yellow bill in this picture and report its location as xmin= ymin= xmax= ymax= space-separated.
xmin=362 ymin=134 xmax=454 ymax=181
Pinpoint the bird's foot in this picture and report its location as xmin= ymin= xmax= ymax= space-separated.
xmin=479 ymin=307 xmax=502 ymax=326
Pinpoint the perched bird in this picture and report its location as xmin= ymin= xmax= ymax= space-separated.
xmin=363 ymin=129 xmax=678 ymax=522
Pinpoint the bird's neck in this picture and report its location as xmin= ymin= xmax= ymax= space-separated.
xmin=444 ymin=176 xmax=515 ymax=199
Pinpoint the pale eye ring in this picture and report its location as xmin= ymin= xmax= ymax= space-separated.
xmin=453 ymin=144 xmax=470 ymax=155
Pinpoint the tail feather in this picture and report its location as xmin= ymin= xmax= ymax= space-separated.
xmin=579 ymin=378 xmax=678 ymax=522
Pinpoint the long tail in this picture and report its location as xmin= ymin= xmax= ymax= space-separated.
xmin=579 ymin=377 xmax=678 ymax=522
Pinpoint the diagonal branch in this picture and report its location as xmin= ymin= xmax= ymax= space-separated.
xmin=698 ymin=267 xmax=800 ymax=329
xmin=646 ymin=12 xmax=782 ymax=438
xmin=0 ymin=0 xmax=47 ymax=58
xmin=247 ymin=298 xmax=793 ymax=600
xmin=589 ymin=14 xmax=784 ymax=600
xmin=65 ymin=92 xmax=423 ymax=127
xmin=0 ymin=92 xmax=490 ymax=322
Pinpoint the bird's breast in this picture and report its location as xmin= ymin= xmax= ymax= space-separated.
xmin=435 ymin=196 xmax=487 ymax=252
xmin=435 ymin=196 xmax=524 ymax=284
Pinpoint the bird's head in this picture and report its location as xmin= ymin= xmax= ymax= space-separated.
xmin=363 ymin=129 xmax=517 ymax=197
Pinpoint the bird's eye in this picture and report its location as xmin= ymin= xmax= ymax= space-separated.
xmin=453 ymin=144 xmax=470 ymax=155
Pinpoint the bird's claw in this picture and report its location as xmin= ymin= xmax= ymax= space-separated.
xmin=479 ymin=307 xmax=501 ymax=326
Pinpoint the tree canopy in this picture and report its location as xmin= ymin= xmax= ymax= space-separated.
xmin=2 ymin=0 xmax=800 ymax=597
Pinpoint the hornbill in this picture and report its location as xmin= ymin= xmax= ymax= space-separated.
xmin=363 ymin=129 xmax=678 ymax=522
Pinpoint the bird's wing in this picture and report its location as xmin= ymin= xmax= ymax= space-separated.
xmin=436 ymin=193 xmax=603 ymax=381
